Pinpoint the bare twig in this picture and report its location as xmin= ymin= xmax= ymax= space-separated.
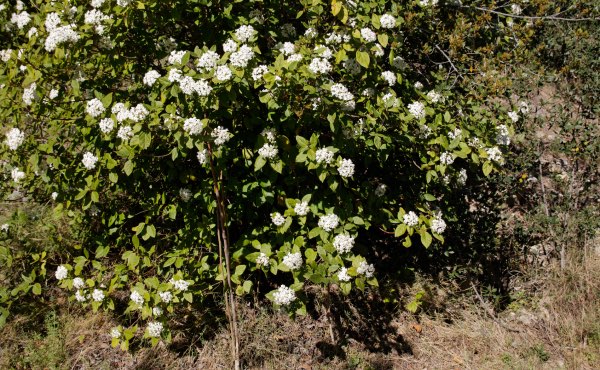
xmin=470 ymin=283 xmax=522 ymax=333
xmin=460 ymin=5 xmax=598 ymax=22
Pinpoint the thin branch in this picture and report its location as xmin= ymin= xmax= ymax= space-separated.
xmin=461 ymin=5 xmax=598 ymax=22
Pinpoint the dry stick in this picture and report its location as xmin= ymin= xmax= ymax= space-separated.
xmin=470 ymin=282 xmax=522 ymax=333
xmin=207 ymin=144 xmax=240 ymax=370
xmin=460 ymin=5 xmax=598 ymax=22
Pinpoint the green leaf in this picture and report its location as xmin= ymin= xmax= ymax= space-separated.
xmin=254 ymin=156 xmax=266 ymax=171
xmin=420 ymin=231 xmax=432 ymax=248
xmin=32 ymin=283 xmax=41 ymax=295
xmin=356 ymin=50 xmax=370 ymax=68
xmin=482 ymin=161 xmax=493 ymax=176
xmin=123 ymin=160 xmax=134 ymax=176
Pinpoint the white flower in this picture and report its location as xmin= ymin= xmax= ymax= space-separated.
xmin=215 ymin=65 xmax=232 ymax=81
xmin=22 ymin=82 xmax=36 ymax=105
xmin=211 ymin=126 xmax=231 ymax=145
xmin=45 ymin=25 xmax=80 ymax=52
xmin=27 ymin=27 xmax=37 ymax=38
xmin=117 ymin=0 xmax=132 ymax=6
xmin=518 ymin=101 xmax=529 ymax=114
xmin=167 ymin=68 xmax=182 ymax=83
xmin=294 ymin=201 xmax=309 ymax=216
xmin=338 ymin=159 xmax=355 ymax=177
xmin=235 ymin=25 xmax=256 ymax=42
xmin=408 ymin=101 xmax=426 ymax=120
xmin=222 ymin=39 xmax=238 ymax=53
xmin=427 ymin=90 xmax=444 ymax=103
xmin=92 ymin=289 xmax=105 ymax=302
xmin=169 ymin=278 xmax=190 ymax=291
xmin=330 ymin=83 xmax=354 ymax=101
xmin=92 ymin=0 xmax=106 ymax=8
xmin=315 ymin=148 xmax=334 ymax=164
xmin=11 ymin=11 xmax=31 ymax=29
xmin=11 ymin=168 xmax=25 ymax=183
xmin=130 ymin=290 xmax=144 ymax=306
xmin=431 ymin=216 xmax=446 ymax=234
xmin=273 ymin=285 xmax=296 ymax=306
xmin=179 ymin=188 xmax=192 ymax=202
xmin=168 ymin=50 xmax=186 ymax=65
xmin=486 ymin=146 xmax=504 ymax=163
xmin=252 ymin=65 xmax=268 ymax=81
xmin=5 ymin=128 xmax=25 ymax=150
xmin=258 ymin=143 xmax=278 ymax=159
xmin=381 ymin=71 xmax=396 ymax=86
xmin=440 ymin=152 xmax=454 ymax=165
xmin=86 ymin=98 xmax=105 ymax=118
xmin=271 ymin=212 xmax=285 ymax=226
xmin=143 ymin=70 xmax=161 ymax=86
xmin=457 ymin=168 xmax=468 ymax=185
xmin=380 ymin=14 xmax=397 ymax=28
xmin=183 ymin=117 xmax=204 ymax=135
xmin=256 ymin=253 xmax=270 ymax=267
xmin=75 ymin=290 xmax=87 ymax=302
xmin=99 ymin=118 xmax=115 ymax=134
xmin=304 ymin=27 xmax=318 ymax=38
xmin=373 ymin=44 xmax=384 ymax=57
xmin=261 ymin=128 xmax=277 ymax=143
xmin=55 ymin=265 xmax=68 ymax=280
xmin=357 ymin=261 xmax=375 ymax=278
xmin=82 ymin=152 xmax=98 ymax=170
xmin=117 ymin=126 xmax=133 ymax=141
xmin=147 ymin=321 xmax=163 ymax=337
xmin=375 ymin=183 xmax=387 ymax=196
xmin=280 ymin=42 xmax=295 ymax=56
xmin=360 ymin=28 xmax=377 ymax=42
xmin=230 ymin=44 xmax=254 ymax=68
xmin=508 ymin=111 xmax=519 ymax=123
xmin=308 ymin=58 xmax=331 ymax=74
xmin=197 ymin=50 xmax=220 ymax=71
xmin=282 ymin=252 xmax=303 ymax=270
xmin=287 ymin=53 xmax=302 ymax=63
xmin=0 ymin=224 xmax=8 ymax=233
xmin=49 ymin=89 xmax=59 ymax=99
xmin=392 ymin=56 xmax=408 ymax=70
xmin=152 ymin=307 xmax=163 ymax=316
xmin=159 ymin=291 xmax=173 ymax=303
xmin=0 ymin=49 xmax=12 ymax=62
xmin=129 ymin=104 xmax=149 ymax=122
xmin=84 ymin=9 xmax=109 ymax=25
xmin=197 ymin=149 xmax=208 ymax=165
xmin=448 ymin=128 xmax=462 ymax=141
xmin=73 ymin=277 xmax=85 ymax=289
xmin=333 ymin=234 xmax=355 ymax=254
xmin=343 ymin=59 xmax=361 ymax=75
xmin=315 ymin=45 xmax=333 ymax=59
xmin=403 ymin=211 xmax=419 ymax=227
xmin=51 ymin=192 xmax=58 ymax=200
xmin=414 ymin=81 xmax=423 ymax=89
xmin=318 ymin=213 xmax=340 ymax=232
xmin=337 ymin=267 xmax=351 ymax=282
xmin=362 ymin=88 xmax=375 ymax=97
xmin=511 ymin=4 xmax=522 ymax=15
xmin=496 ymin=124 xmax=511 ymax=146
xmin=110 ymin=328 xmax=121 ymax=338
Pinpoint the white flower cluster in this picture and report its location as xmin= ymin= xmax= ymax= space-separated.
xmin=183 ymin=117 xmax=204 ymax=135
xmin=86 ymin=98 xmax=105 ymax=117
xmin=11 ymin=10 xmax=31 ymax=29
xmin=408 ymin=101 xmax=426 ymax=120
xmin=168 ymin=50 xmax=186 ymax=65
xmin=179 ymin=76 xmax=212 ymax=96
xmin=73 ymin=277 xmax=85 ymax=289
xmin=112 ymin=103 xmax=149 ymax=123
xmin=392 ymin=56 xmax=408 ymax=70
xmin=258 ymin=143 xmax=278 ymax=159
xmin=117 ymin=126 xmax=133 ymax=141
xmin=330 ymin=83 xmax=354 ymax=102
xmin=338 ymin=267 xmax=351 ymax=282
xmin=338 ymin=158 xmax=355 ymax=177
xmin=315 ymin=45 xmax=333 ymax=59
xmin=457 ymin=168 xmax=468 ymax=185
xmin=0 ymin=49 xmax=12 ymax=62
xmin=197 ymin=50 xmax=220 ymax=71
xmin=431 ymin=216 xmax=447 ymax=234
xmin=223 ymin=39 xmax=237 ymax=53
xmin=197 ymin=149 xmax=208 ymax=165
xmin=496 ymin=124 xmax=511 ymax=146
xmin=5 ymin=128 xmax=25 ymax=150
xmin=261 ymin=128 xmax=277 ymax=143
xmin=49 ymin=89 xmax=59 ymax=99
xmin=375 ymin=183 xmax=387 ymax=196
xmin=215 ymin=65 xmax=232 ymax=81
xmin=427 ymin=90 xmax=444 ymax=103
xmin=273 ymin=285 xmax=296 ymax=306
xmin=333 ymin=234 xmax=355 ymax=254
xmin=92 ymin=0 xmax=106 ymax=8
xmin=282 ymin=252 xmax=303 ymax=270
xmin=256 ymin=253 xmax=269 ymax=267
xmin=179 ymin=188 xmax=192 ymax=202
xmin=159 ymin=291 xmax=173 ymax=303
xmin=294 ymin=201 xmax=309 ymax=216
xmin=82 ymin=152 xmax=98 ymax=170
xmin=55 ymin=265 xmax=68 ymax=280
xmin=0 ymin=224 xmax=9 ymax=233
xmin=11 ymin=168 xmax=25 ymax=183
xmin=508 ymin=111 xmax=519 ymax=123
xmin=271 ymin=212 xmax=285 ymax=226
xmin=440 ymin=152 xmax=454 ymax=165
xmin=279 ymin=42 xmax=295 ymax=56
xmin=235 ymin=25 xmax=256 ymax=42
xmin=252 ymin=65 xmax=268 ymax=81
xmin=111 ymin=328 xmax=121 ymax=338
xmin=318 ymin=213 xmax=339 ymax=232
xmin=305 ymin=27 xmax=318 ymax=38
xmin=518 ymin=101 xmax=529 ymax=114
xmin=45 ymin=16 xmax=80 ymax=52
xmin=419 ymin=0 xmax=439 ymax=6
xmin=414 ymin=81 xmax=423 ymax=89
xmin=92 ymin=289 xmax=105 ymax=302
xmin=147 ymin=321 xmax=163 ymax=337
xmin=130 ymin=290 xmax=144 ymax=306
xmin=308 ymin=58 xmax=332 ymax=74
xmin=403 ymin=211 xmax=419 ymax=227
xmin=357 ymin=261 xmax=375 ymax=278
xmin=381 ymin=71 xmax=396 ymax=86
xmin=22 ymin=82 xmax=36 ymax=105
xmin=84 ymin=9 xmax=109 ymax=26
xmin=211 ymin=126 xmax=231 ymax=145
xmin=486 ymin=146 xmax=504 ymax=163
xmin=153 ymin=307 xmax=163 ymax=316
xmin=143 ymin=70 xmax=161 ymax=86
xmin=382 ymin=93 xmax=398 ymax=107
xmin=360 ymin=28 xmax=376 ymax=42
xmin=511 ymin=4 xmax=522 ymax=15
xmin=315 ymin=148 xmax=334 ymax=164
xmin=448 ymin=128 xmax=462 ymax=141
xmin=169 ymin=278 xmax=190 ymax=291
xmin=380 ymin=14 xmax=397 ymax=28
xmin=99 ymin=118 xmax=114 ymax=134
xmin=75 ymin=290 xmax=87 ymax=302
xmin=230 ymin=44 xmax=254 ymax=68
xmin=168 ymin=68 xmax=182 ymax=82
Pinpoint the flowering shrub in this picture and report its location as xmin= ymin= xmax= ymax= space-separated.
xmin=0 ymin=0 xmax=525 ymax=352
